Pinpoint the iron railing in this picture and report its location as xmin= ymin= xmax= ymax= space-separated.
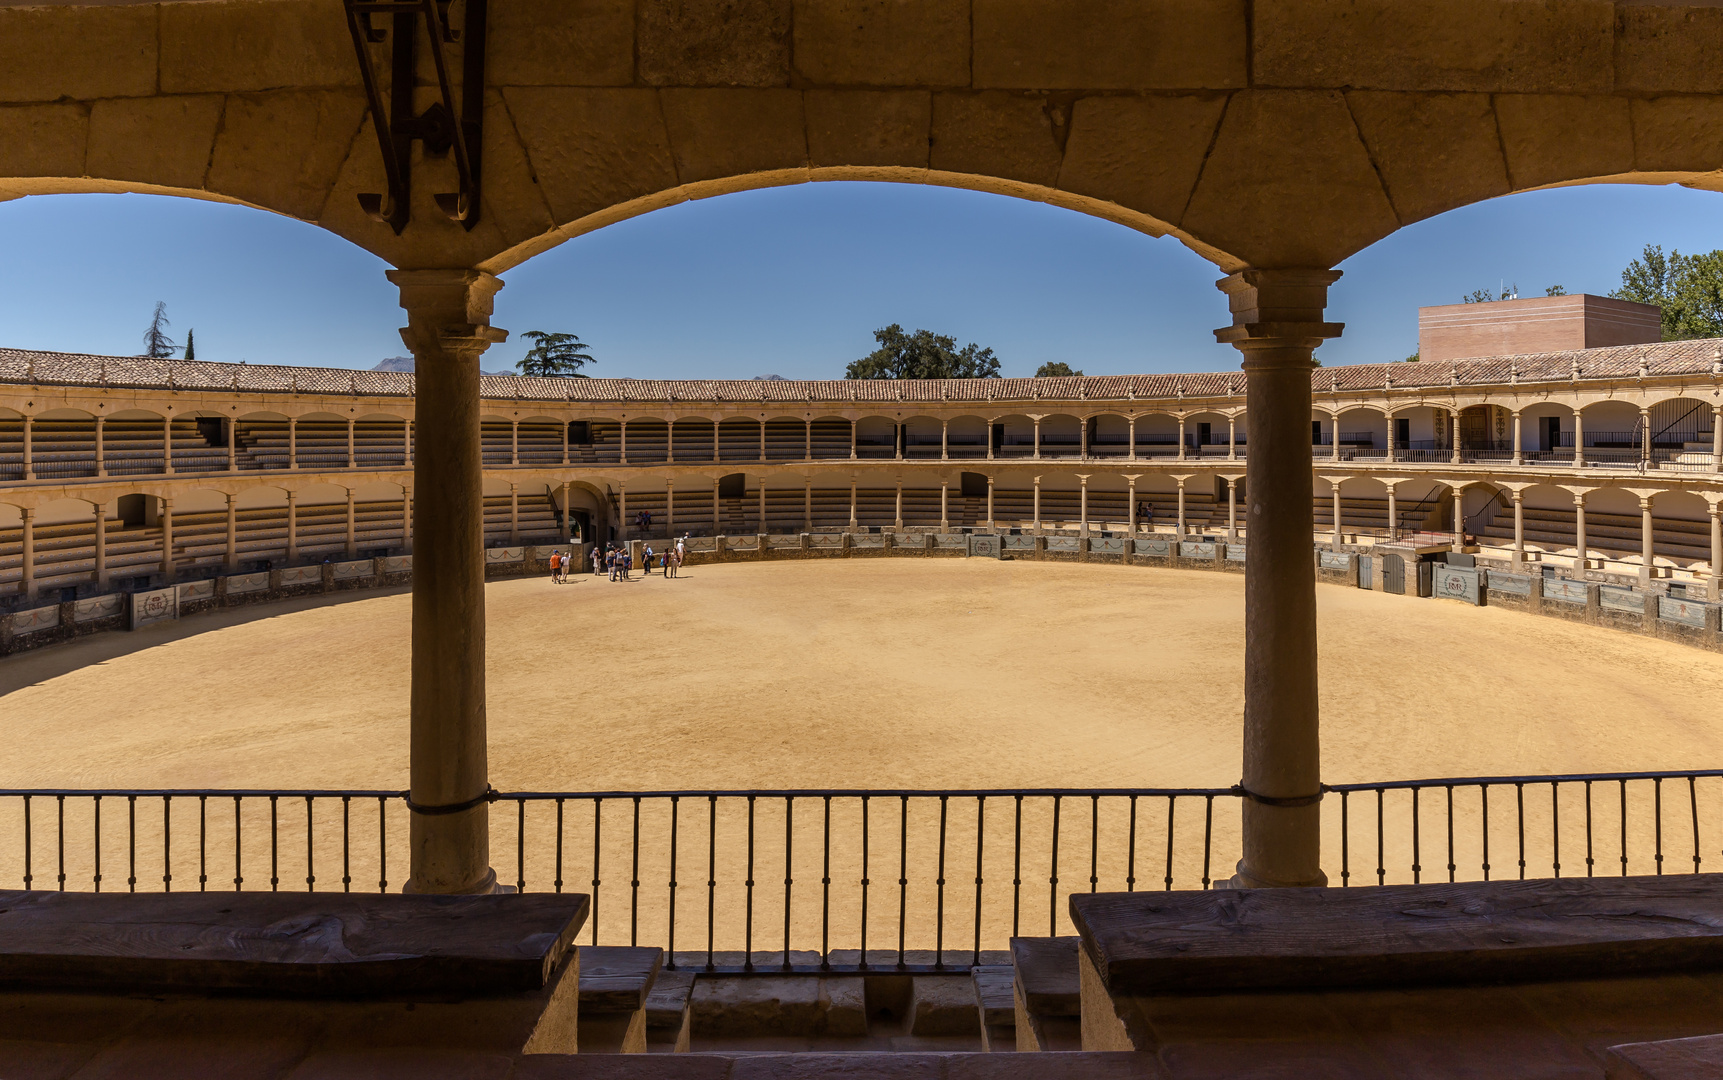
xmin=2 ymin=772 xmax=1718 ymax=971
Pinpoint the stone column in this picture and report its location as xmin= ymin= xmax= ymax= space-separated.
xmin=1128 ymin=416 xmax=1138 ymax=461
xmin=894 ymin=422 xmax=903 ymax=461
xmin=894 ymin=478 xmax=903 ymax=529
xmin=849 ymin=479 xmax=857 ymax=530
xmin=987 ymin=418 xmax=996 ymax=461
xmin=19 ymin=507 xmax=33 ymax=599
xmin=1453 ymin=487 xmax=1465 ymax=544
xmin=758 ymin=418 xmax=767 ymax=463
xmin=406 ymin=419 xmax=414 ymax=466
xmin=1128 ymin=477 xmax=1138 ymax=534
xmin=620 ymin=482 xmax=629 ymax=541
xmin=1512 ymin=489 xmax=1525 ymax=567
xmin=286 ymin=489 xmax=298 ymax=561
xmin=162 ymin=415 xmax=174 ymax=475
xmin=1511 ymin=410 xmax=1523 ymax=466
xmin=1227 ymin=477 xmax=1238 ymax=538
xmin=1080 ymin=418 xmax=1089 ymax=459
xmin=1033 ymin=418 xmax=1042 ymax=461
xmin=1078 ymin=475 xmax=1089 ymax=537
xmin=620 ymin=418 xmax=628 ymax=465
xmin=95 ymin=415 xmax=106 ymax=478
xmin=1227 ymin=415 xmax=1237 ymax=461
xmin=226 ymin=494 xmax=238 ymax=570
xmin=1384 ymin=411 xmax=1396 ymax=463
xmin=1714 ymin=405 xmax=1722 ymax=472
xmin=347 ymin=487 xmax=358 ymax=558
xmin=986 ymin=475 xmax=995 ymax=528
xmin=1176 ymin=477 xmax=1187 ymax=538
xmin=1329 ymin=415 xmax=1340 ymax=462
xmin=1449 ymin=409 xmax=1461 ymax=465
xmin=93 ymin=499 xmax=107 ymax=585
xmin=805 ymin=418 xmax=812 ymax=461
xmin=507 ymin=483 xmax=519 ymax=546
xmin=667 ymin=479 xmax=676 ymax=535
xmin=941 ymin=419 xmax=949 ymax=461
xmin=1177 ymin=416 xmax=1187 ymax=461
xmin=402 ymin=483 xmax=413 ymax=553
xmin=940 ymin=480 xmax=949 ymax=529
xmin=759 ymin=479 xmax=768 ymax=533
xmin=159 ymin=496 xmax=175 ymax=581
xmin=388 ymin=268 xmax=507 ymax=896
xmin=1386 ymin=483 xmax=1398 ymax=539
xmin=227 ymin=418 xmax=237 ymax=472
xmin=562 ymin=419 xmax=570 ymax=465
xmin=510 ymin=420 xmax=519 ymax=466
xmin=1214 ymin=267 xmax=1340 ymax=889
xmin=348 ymin=417 xmax=357 ymax=469
xmin=1330 ymin=480 xmax=1342 ymax=548
xmin=1711 ymin=503 xmax=1722 ymax=600
xmin=804 ymin=479 xmax=812 ymax=531
xmin=849 ymin=420 xmax=857 ymax=461
xmin=1640 ymin=493 xmax=1656 ymax=583
xmin=289 ymin=416 xmax=298 ymax=470
xmin=713 ymin=420 xmax=721 ymax=464
xmin=1574 ymin=410 xmax=1585 ymax=468
xmin=714 ymin=478 xmax=722 ymax=534
xmin=1574 ymin=492 xmax=1587 ymax=570
xmin=1640 ymin=407 xmax=1652 ymax=468
xmin=1032 ymin=476 xmax=1041 ymax=533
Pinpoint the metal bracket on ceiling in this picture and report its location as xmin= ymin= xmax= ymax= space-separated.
xmin=343 ymin=0 xmax=486 ymax=234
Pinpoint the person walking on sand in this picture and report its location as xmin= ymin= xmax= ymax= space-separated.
xmin=591 ymin=545 xmax=602 ymax=577
xmin=643 ymin=543 xmax=655 ymax=575
xmin=549 ymin=550 xmax=562 ymax=584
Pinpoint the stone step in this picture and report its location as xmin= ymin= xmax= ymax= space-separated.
xmin=513 ymin=1051 xmax=1161 ymax=1078
xmin=578 ymin=946 xmax=664 ymax=1055
xmin=971 ymin=965 xmax=1017 ymax=1053
xmin=1009 ymin=937 xmax=1081 ymax=1052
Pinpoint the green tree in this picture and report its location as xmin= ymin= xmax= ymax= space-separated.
xmin=1544 ymin=284 xmax=1567 ymax=296
xmin=1404 ymin=350 xmax=1420 ymax=362
xmin=845 ymin=325 xmax=1001 ymax=380
xmin=183 ymin=328 xmax=196 ymax=361
xmin=518 ymin=331 xmax=595 ymax=377
xmin=1611 ymin=244 xmax=1723 ymax=340
xmin=141 ymin=301 xmax=177 ymax=359
xmin=1034 ymin=361 xmax=1083 ymax=377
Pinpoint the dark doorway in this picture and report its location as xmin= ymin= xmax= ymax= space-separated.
xmin=1394 ymin=417 xmax=1410 ymax=447
xmin=1541 ymin=415 xmax=1561 ymax=452
xmin=117 ymin=493 xmax=148 ymax=527
xmin=1196 ymin=422 xmax=1211 ymax=448
xmin=991 ymin=424 xmax=1004 ymax=450
xmin=960 ymin=472 xmax=988 ymax=498
xmin=1381 ymin=553 xmax=1406 ymax=595
xmin=568 ymin=420 xmax=591 ymax=444
xmin=718 ymin=473 xmax=746 ymax=498
xmin=196 ymin=416 xmax=227 ymax=447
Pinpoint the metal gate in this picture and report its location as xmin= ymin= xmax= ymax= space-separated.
xmin=1381 ymin=552 xmax=1405 ymax=594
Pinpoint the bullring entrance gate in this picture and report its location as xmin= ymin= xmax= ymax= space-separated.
xmin=7 ymin=0 xmax=1723 ymax=896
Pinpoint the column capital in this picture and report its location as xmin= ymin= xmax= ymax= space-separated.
xmin=387 ymin=269 xmax=507 ymax=356
xmin=1213 ymin=268 xmax=1345 ymax=352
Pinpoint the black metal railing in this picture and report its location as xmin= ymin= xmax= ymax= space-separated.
xmin=3 ymin=772 xmax=1718 ymax=971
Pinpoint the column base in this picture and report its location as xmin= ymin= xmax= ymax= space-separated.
xmin=404 ymin=866 xmax=509 ymax=896
xmin=1227 ymin=861 xmax=1329 ymax=889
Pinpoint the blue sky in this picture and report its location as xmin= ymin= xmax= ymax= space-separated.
xmin=3 ymin=181 xmax=1722 ymax=378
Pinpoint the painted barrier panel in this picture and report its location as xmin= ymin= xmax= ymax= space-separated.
xmin=1183 ymin=542 xmax=1218 ymax=559
xmin=1002 ymin=535 xmax=1035 ymax=551
xmin=1226 ymin=545 xmax=1246 ymax=562
xmin=1045 ymin=536 xmax=1080 ymax=552
xmin=1432 ymin=565 xmax=1481 ymax=604
xmin=225 ymin=572 xmax=270 ymax=594
xmin=933 ymin=533 xmax=968 ymax=549
xmin=727 ymin=536 xmax=759 ymax=549
xmin=685 ymin=537 xmax=717 ymax=551
xmin=380 ymin=556 xmax=412 ymax=574
xmin=968 ymin=534 xmax=1002 ymax=558
xmin=1600 ymin=586 xmax=1642 ymax=613
xmin=1544 ymin=578 xmax=1588 ymax=604
xmin=1091 ymin=537 xmax=1126 ymax=553
xmin=851 ymin=534 xmax=884 ymax=548
xmin=11 ymin=605 xmax=60 ymax=634
xmin=1660 ymin=595 xmax=1710 ymax=627
xmin=279 ymin=566 xmax=322 ymax=586
xmin=766 ymin=535 xmax=802 ymax=549
xmin=1318 ymin=551 xmax=1351 ymax=570
xmin=177 ymin=579 xmax=215 ymax=603
xmin=332 ymin=559 xmax=373 ymax=580
xmin=1136 ymin=537 xmax=1173 ymax=557
xmin=484 ymin=547 xmax=525 ymax=563
xmin=809 ymin=534 xmax=844 ymax=547
xmin=131 ymin=587 xmax=178 ymax=630
xmin=73 ymin=594 xmax=123 ymax=623
xmin=1487 ymin=571 xmax=1531 ymax=597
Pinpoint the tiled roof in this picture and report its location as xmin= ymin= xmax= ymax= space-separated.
xmin=1 ymin=338 xmax=1720 ymax=403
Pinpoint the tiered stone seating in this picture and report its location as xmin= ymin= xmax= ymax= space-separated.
xmin=23 ymin=419 xmax=97 ymax=479
xmin=1475 ymin=507 xmax=1711 ymax=563
xmin=482 ymin=493 xmax=563 ymax=545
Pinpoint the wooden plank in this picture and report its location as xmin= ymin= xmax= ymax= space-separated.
xmin=577 ymin=945 xmax=663 ymax=1013
xmin=1071 ymin=876 xmax=1723 ymax=996
xmin=1010 ymin=936 xmax=1080 ymax=1017
xmin=0 ymin=890 xmax=588 ymax=997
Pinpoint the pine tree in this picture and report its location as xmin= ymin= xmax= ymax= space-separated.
xmin=141 ymin=302 xmax=177 ymax=359
xmin=184 ymin=329 xmax=196 ymax=361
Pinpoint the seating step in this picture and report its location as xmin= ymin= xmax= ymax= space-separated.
xmin=1010 ymin=936 xmax=1081 ymax=1052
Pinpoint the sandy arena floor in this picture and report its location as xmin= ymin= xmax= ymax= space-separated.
xmin=5 ymin=559 xmax=1721 ymax=946
xmin=4 ymin=558 xmax=1722 ymax=791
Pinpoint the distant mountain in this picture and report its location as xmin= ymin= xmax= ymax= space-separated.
xmin=751 ymin=374 xmax=787 ymax=381
xmin=373 ymin=356 xmax=518 ymax=377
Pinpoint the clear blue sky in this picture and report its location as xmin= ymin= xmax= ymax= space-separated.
xmin=3 ymin=182 xmax=1722 ymax=378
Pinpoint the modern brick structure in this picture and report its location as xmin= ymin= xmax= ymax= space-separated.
xmin=1419 ymin=294 xmax=1662 ymax=363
